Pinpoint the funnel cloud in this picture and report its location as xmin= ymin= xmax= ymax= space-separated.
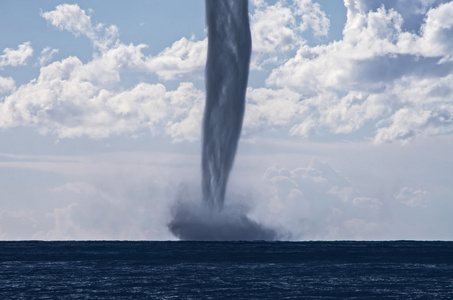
xmin=168 ymin=0 xmax=276 ymax=241
xmin=202 ymin=0 xmax=251 ymax=209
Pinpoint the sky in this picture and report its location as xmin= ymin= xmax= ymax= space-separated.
xmin=1 ymin=0 xmax=453 ymax=240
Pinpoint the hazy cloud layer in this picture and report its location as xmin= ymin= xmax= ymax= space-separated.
xmin=258 ymin=161 xmax=383 ymax=239
xmin=1 ymin=135 xmax=451 ymax=240
xmin=0 ymin=152 xmax=198 ymax=240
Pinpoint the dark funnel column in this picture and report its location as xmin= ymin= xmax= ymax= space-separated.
xmin=202 ymin=0 xmax=251 ymax=210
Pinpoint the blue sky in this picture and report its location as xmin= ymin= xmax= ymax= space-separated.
xmin=1 ymin=0 xmax=453 ymax=240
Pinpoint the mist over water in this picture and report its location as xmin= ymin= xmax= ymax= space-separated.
xmin=202 ymin=0 xmax=251 ymax=209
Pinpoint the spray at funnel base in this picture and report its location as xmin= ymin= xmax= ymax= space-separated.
xmin=202 ymin=0 xmax=251 ymax=210
xmin=168 ymin=200 xmax=280 ymax=241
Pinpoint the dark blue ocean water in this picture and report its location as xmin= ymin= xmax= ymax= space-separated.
xmin=1 ymin=241 xmax=452 ymax=299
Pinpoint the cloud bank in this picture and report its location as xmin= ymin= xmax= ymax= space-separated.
xmin=1 ymin=1 xmax=452 ymax=144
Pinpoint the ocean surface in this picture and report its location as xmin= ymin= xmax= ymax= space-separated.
xmin=1 ymin=241 xmax=453 ymax=299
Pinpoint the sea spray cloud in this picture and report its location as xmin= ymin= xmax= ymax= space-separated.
xmin=168 ymin=199 xmax=279 ymax=241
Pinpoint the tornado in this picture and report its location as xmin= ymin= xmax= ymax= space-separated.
xmin=202 ymin=0 xmax=251 ymax=210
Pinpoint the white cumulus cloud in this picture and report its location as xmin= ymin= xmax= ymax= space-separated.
xmin=263 ymin=0 xmax=453 ymax=143
xmin=0 ymin=4 xmax=206 ymax=142
xmin=0 ymin=76 xmax=15 ymax=94
xmin=147 ymin=37 xmax=207 ymax=81
xmin=250 ymin=0 xmax=330 ymax=69
xmin=41 ymin=4 xmax=119 ymax=53
xmin=38 ymin=47 xmax=59 ymax=66
xmin=0 ymin=42 xmax=33 ymax=67
xmin=0 ymin=46 xmax=205 ymax=140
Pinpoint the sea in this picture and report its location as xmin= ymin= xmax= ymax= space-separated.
xmin=1 ymin=241 xmax=452 ymax=299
